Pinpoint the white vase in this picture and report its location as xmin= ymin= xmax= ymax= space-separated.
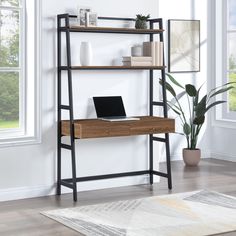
xmin=80 ymin=42 xmax=92 ymax=66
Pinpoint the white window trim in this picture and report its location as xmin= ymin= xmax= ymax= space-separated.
xmin=209 ymin=0 xmax=236 ymax=129
xmin=0 ymin=0 xmax=41 ymax=147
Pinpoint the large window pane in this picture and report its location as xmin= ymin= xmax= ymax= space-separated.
xmin=228 ymin=0 xmax=236 ymax=30
xmin=229 ymin=72 xmax=236 ymax=111
xmin=0 ymin=0 xmax=19 ymax=7
xmin=227 ymin=33 xmax=236 ymax=70
xmin=0 ymin=9 xmax=19 ymax=67
xmin=0 ymin=72 xmax=19 ymax=129
xmin=227 ymin=1 xmax=236 ymax=115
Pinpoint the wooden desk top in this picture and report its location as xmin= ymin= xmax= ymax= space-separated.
xmin=61 ymin=116 xmax=175 ymax=139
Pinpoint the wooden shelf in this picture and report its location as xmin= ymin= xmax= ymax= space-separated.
xmin=61 ymin=116 xmax=175 ymax=139
xmin=60 ymin=66 xmax=165 ymax=70
xmin=59 ymin=26 xmax=164 ymax=34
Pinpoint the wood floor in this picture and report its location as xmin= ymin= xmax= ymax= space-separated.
xmin=0 ymin=158 xmax=236 ymax=236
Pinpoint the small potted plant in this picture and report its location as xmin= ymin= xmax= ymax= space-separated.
xmin=135 ymin=14 xmax=150 ymax=29
xmin=160 ymin=73 xmax=235 ymax=166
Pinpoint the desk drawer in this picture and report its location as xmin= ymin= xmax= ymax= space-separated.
xmin=79 ymin=124 xmax=130 ymax=138
xmin=130 ymin=120 xmax=175 ymax=135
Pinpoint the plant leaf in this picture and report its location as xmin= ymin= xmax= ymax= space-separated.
xmin=167 ymin=104 xmax=181 ymax=115
xmin=183 ymin=123 xmax=191 ymax=136
xmin=210 ymin=86 xmax=234 ymax=98
xmin=159 ymin=79 xmax=176 ymax=97
xmin=194 ymin=83 xmax=204 ymax=106
xmin=176 ymin=91 xmax=186 ymax=100
xmin=185 ymin=84 xmax=197 ymax=97
xmin=209 ymin=82 xmax=236 ymax=94
xmin=166 ymin=73 xmax=184 ymax=89
xmin=167 ymin=101 xmax=181 ymax=111
xmin=206 ymin=101 xmax=226 ymax=112
xmin=193 ymin=116 xmax=205 ymax=125
xmin=168 ymin=91 xmax=186 ymax=108
xmin=195 ymin=95 xmax=207 ymax=117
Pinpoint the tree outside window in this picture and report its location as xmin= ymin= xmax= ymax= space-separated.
xmin=228 ymin=0 xmax=236 ymax=112
xmin=0 ymin=0 xmax=20 ymax=129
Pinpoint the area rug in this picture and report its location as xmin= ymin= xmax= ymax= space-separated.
xmin=42 ymin=190 xmax=236 ymax=236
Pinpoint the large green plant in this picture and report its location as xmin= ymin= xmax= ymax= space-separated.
xmin=160 ymin=74 xmax=235 ymax=150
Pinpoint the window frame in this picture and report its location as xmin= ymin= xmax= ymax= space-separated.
xmin=0 ymin=0 xmax=41 ymax=147
xmin=211 ymin=0 xmax=236 ymax=127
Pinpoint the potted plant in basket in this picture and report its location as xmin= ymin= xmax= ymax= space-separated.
xmin=135 ymin=14 xmax=150 ymax=29
xmin=160 ymin=74 xmax=235 ymax=166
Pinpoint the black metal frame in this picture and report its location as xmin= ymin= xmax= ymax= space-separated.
xmin=57 ymin=14 xmax=172 ymax=202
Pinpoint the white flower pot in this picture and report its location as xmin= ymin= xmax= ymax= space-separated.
xmin=80 ymin=42 xmax=92 ymax=66
xmin=183 ymin=148 xmax=201 ymax=166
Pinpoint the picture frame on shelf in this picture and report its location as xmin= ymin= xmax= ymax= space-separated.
xmin=77 ymin=6 xmax=91 ymax=26
xmin=168 ymin=19 xmax=200 ymax=73
xmin=86 ymin=12 xmax=97 ymax=27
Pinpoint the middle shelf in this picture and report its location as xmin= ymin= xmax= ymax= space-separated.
xmin=59 ymin=66 xmax=166 ymax=70
xmin=61 ymin=116 xmax=175 ymax=139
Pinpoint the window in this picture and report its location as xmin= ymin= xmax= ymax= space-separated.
xmin=0 ymin=0 xmax=22 ymax=130
xmin=0 ymin=0 xmax=40 ymax=145
xmin=227 ymin=0 xmax=236 ymax=114
xmin=214 ymin=0 xmax=236 ymax=121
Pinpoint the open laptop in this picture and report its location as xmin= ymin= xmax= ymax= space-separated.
xmin=93 ymin=96 xmax=140 ymax=121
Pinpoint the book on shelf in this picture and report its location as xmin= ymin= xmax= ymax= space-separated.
xmin=122 ymin=56 xmax=152 ymax=62
xmin=143 ymin=41 xmax=163 ymax=66
xmin=122 ymin=61 xmax=153 ymax=66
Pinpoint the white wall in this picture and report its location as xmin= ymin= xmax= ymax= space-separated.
xmin=0 ymin=0 xmax=221 ymax=202
xmin=158 ymin=0 xmax=211 ymax=161
xmin=208 ymin=0 xmax=236 ymax=162
xmin=0 ymin=0 xmax=160 ymax=201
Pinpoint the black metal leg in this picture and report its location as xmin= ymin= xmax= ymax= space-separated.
xmin=165 ymin=133 xmax=172 ymax=189
xmin=149 ymin=17 xmax=154 ymax=184
xmin=71 ymin=143 xmax=78 ymax=201
xmin=57 ymin=145 xmax=62 ymax=195
xmin=57 ymin=15 xmax=62 ymax=196
xmin=149 ymin=134 xmax=153 ymax=185
xmin=159 ymin=17 xmax=172 ymax=190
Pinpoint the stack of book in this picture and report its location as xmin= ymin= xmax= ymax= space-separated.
xmin=122 ymin=41 xmax=164 ymax=67
xmin=122 ymin=56 xmax=153 ymax=66
xmin=143 ymin=41 xmax=164 ymax=66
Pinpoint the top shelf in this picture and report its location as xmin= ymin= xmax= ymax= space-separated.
xmin=59 ymin=26 xmax=164 ymax=35
xmin=58 ymin=14 xmax=163 ymax=35
xmin=60 ymin=26 xmax=164 ymax=34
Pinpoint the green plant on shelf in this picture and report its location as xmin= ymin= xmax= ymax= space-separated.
xmin=135 ymin=14 xmax=150 ymax=29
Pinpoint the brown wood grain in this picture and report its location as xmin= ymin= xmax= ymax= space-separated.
xmin=68 ymin=26 xmax=164 ymax=34
xmin=61 ymin=116 xmax=175 ymax=139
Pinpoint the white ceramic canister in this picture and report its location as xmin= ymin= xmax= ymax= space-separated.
xmin=131 ymin=45 xmax=143 ymax=57
xmin=80 ymin=41 xmax=93 ymax=66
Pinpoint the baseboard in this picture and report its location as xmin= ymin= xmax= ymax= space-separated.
xmin=0 ymin=185 xmax=56 ymax=202
xmin=0 ymin=175 xmax=152 ymax=202
xmin=211 ymin=152 xmax=236 ymax=162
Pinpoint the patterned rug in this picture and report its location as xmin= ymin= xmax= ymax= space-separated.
xmin=42 ymin=190 xmax=236 ymax=236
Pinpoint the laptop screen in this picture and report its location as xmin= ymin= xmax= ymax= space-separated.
xmin=93 ymin=96 xmax=126 ymax=118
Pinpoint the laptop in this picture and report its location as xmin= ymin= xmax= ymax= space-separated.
xmin=93 ymin=96 xmax=140 ymax=121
